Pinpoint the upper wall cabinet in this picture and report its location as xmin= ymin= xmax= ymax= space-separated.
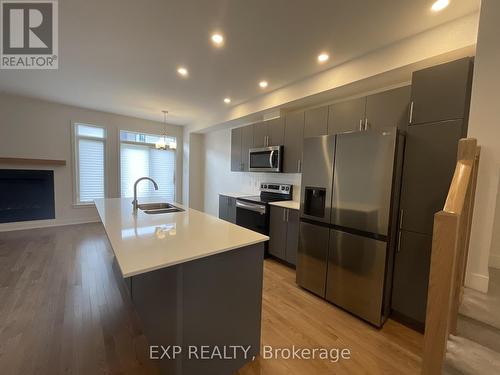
xmin=365 ymin=86 xmax=411 ymax=131
xmin=230 ymin=124 xmax=254 ymax=171
xmin=241 ymin=125 xmax=254 ymax=171
xmin=283 ymin=111 xmax=305 ymax=173
xmin=267 ymin=117 xmax=285 ymax=146
xmin=304 ymin=106 xmax=328 ymax=137
xmin=410 ymin=57 xmax=473 ymax=125
xmin=253 ymin=121 xmax=268 ymax=148
xmin=230 ymin=127 xmax=243 ymax=171
xmin=328 ymin=97 xmax=366 ymax=135
xmin=252 ymin=117 xmax=285 ymax=148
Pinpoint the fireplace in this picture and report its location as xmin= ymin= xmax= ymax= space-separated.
xmin=0 ymin=169 xmax=55 ymax=223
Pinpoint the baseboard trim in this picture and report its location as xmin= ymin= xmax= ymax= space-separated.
xmin=465 ymin=272 xmax=490 ymax=293
xmin=490 ymin=254 xmax=500 ymax=270
xmin=0 ymin=218 xmax=100 ymax=232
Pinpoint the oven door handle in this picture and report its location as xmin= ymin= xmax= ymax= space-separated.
xmin=236 ymin=201 xmax=266 ymax=215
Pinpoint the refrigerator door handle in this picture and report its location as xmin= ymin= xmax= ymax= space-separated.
xmin=397 ymin=230 xmax=403 ymax=253
xmin=399 ymin=209 xmax=404 ymax=230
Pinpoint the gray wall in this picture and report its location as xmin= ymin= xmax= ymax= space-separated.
xmin=0 ymin=93 xmax=184 ymax=231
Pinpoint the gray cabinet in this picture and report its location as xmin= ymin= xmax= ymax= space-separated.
xmin=304 ymin=106 xmax=328 ymax=137
xmin=269 ymin=206 xmax=287 ymax=259
xmin=252 ymin=118 xmax=285 ymax=148
xmin=268 ymin=206 xmax=299 ymax=266
xmin=365 ymin=86 xmax=411 ymax=131
xmin=410 ymin=58 xmax=473 ymax=125
xmin=283 ymin=111 xmax=305 ymax=173
xmin=253 ymin=121 xmax=268 ymax=148
xmin=399 ymin=120 xmax=463 ymax=235
xmin=218 ymin=195 xmax=236 ymax=224
xmin=328 ymin=97 xmax=366 ymax=135
xmin=241 ymin=125 xmax=254 ymax=172
xmin=230 ymin=125 xmax=253 ymax=172
xmin=391 ymin=58 xmax=474 ymax=330
xmin=267 ymin=117 xmax=285 ymax=146
xmin=392 ymin=230 xmax=432 ymax=328
xmin=230 ymin=127 xmax=243 ymax=171
xmin=285 ymin=209 xmax=299 ymax=265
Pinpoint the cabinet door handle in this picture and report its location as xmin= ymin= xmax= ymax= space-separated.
xmin=359 ymin=119 xmax=363 ymax=131
xmin=297 ymin=159 xmax=301 ymax=173
xmin=397 ymin=230 xmax=402 ymax=253
xmin=283 ymin=209 xmax=286 ymax=222
xmin=409 ymin=101 xmax=414 ymax=124
xmin=399 ymin=209 xmax=404 ymax=230
xmin=286 ymin=209 xmax=289 ymax=222
xmin=364 ymin=118 xmax=368 ymax=131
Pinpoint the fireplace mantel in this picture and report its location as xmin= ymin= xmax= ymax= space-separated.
xmin=0 ymin=157 xmax=66 ymax=166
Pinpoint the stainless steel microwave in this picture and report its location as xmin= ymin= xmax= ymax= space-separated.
xmin=249 ymin=146 xmax=283 ymax=172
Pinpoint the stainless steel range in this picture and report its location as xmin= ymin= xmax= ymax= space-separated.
xmin=235 ymin=183 xmax=292 ymax=237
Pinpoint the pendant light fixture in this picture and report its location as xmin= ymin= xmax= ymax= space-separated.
xmin=155 ymin=110 xmax=172 ymax=150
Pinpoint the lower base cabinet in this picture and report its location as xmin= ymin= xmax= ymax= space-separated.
xmin=391 ymin=230 xmax=432 ymax=330
xmin=268 ymin=206 xmax=299 ymax=266
xmin=219 ymin=195 xmax=236 ymax=224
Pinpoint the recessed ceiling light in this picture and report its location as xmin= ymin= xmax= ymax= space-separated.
xmin=259 ymin=81 xmax=268 ymax=89
xmin=431 ymin=0 xmax=449 ymax=12
xmin=318 ymin=53 xmax=329 ymax=63
xmin=177 ymin=66 xmax=188 ymax=77
xmin=224 ymin=97 xmax=231 ymax=104
xmin=211 ymin=33 xmax=224 ymax=46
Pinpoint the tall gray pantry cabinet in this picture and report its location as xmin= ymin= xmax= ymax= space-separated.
xmin=391 ymin=57 xmax=474 ymax=331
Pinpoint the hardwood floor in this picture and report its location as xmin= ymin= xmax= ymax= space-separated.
xmin=0 ymin=223 xmax=423 ymax=374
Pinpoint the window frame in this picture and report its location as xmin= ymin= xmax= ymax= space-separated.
xmin=118 ymin=129 xmax=177 ymax=201
xmin=72 ymin=122 xmax=108 ymax=206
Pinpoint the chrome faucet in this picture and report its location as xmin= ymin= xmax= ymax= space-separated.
xmin=132 ymin=177 xmax=159 ymax=213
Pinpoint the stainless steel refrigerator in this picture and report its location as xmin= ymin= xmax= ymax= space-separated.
xmin=297 ymin=127 xmax=403 ymax=326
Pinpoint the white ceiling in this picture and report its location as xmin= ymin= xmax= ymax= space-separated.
xmin=0 ymin=0 xmax=480 ymax=126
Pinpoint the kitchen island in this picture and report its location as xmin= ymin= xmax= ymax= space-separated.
xmin=94 ymin=197 xmax=269 ymax=375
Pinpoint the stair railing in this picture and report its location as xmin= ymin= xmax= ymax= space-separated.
xmin=421 ymin=138 xmax=481 ymax=375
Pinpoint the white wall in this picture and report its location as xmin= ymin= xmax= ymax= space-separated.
xmin=466 ymin=0 xmax=500 ymax=290
xmin=188 ymin=133 xmax=205 ymax=211
xmin=203 ymin=128 xmax=301 ymax=217
xmin=0 ymin=93 xmax=183 ymax=231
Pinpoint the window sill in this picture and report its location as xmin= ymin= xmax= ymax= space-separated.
xmin=73 ymin=202 xmax=95 ymax=209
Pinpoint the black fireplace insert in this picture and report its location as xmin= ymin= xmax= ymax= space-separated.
xmin=0 ymin=169 xmax=55 ymax=223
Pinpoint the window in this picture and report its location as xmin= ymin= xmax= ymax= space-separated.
xmin=73 ymin=123 xmax=106 ymax=204
xmin=120 ymin=130 xmax=176 ymax=201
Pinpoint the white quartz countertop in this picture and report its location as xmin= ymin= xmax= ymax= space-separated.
xmin=269 ymin=201 xmax=300 ymax=210
xmin=94 ymin=197 xmax=269 ymax=278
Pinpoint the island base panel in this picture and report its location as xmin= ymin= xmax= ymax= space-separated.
xmin=130 ymin=243 xmax=264 ymax=375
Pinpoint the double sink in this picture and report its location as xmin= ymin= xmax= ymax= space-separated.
xmin=137 ymin=202 xmax=184 ymax=215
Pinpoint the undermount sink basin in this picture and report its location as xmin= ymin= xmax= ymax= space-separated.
xmin=138 ymin=202 xmax=184 ymax=214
